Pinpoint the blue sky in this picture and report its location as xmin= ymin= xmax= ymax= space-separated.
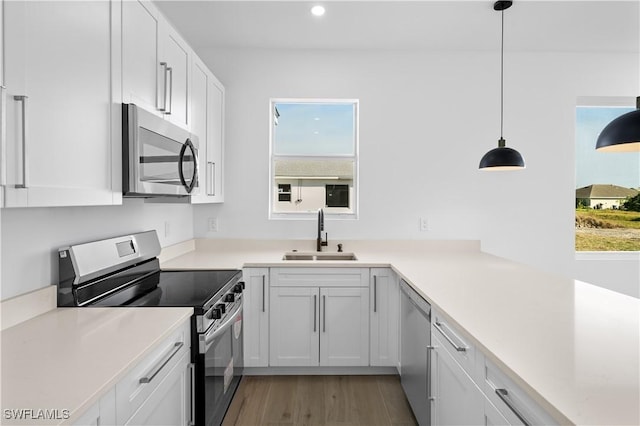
xmin=273 ymin=102 xmax=355 ymax=156
xmin=576 ymin=107 xmax=640 ymax=189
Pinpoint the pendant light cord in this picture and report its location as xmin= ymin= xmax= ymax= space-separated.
xmin=500 ymin=8 xmax=505 ymax=140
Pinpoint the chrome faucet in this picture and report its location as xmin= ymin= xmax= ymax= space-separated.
xmin=317 ymin=208 xmax=328 ymax=252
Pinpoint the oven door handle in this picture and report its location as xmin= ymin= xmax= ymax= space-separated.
xmin=200 ymin=302 xmax=242 ymax=354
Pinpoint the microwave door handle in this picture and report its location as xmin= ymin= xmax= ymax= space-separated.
xmin=178 ymin=138 xmax=197 ymax=194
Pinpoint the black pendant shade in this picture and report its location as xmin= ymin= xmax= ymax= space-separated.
xmin=479 ymin=138 xmax=525 ymax=170
xmin=595 ymin=97 xmax=640 ymax=152
xmin=479 ymin=0 xmax=525 ymax=171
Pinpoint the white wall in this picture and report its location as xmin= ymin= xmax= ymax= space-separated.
xmin=193 ymin=47 xmax=639 ymax=297
xmin=1 ymin=199 xmax=193 ymax=300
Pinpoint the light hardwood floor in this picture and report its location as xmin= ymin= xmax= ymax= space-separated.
xmin=222 ymin=375 xmax=417 ymax=426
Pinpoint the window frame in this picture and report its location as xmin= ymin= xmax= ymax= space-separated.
xmin=268 ymin=98 xmax=360 ymax=220
xmin=574 ymin=96 xmax=640 ymax=259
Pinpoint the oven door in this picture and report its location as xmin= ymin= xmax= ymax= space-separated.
xmin=196 ymin=302 xmax=243 ymax=426
xmin=123 ymin=103 xmax=198 ymax=197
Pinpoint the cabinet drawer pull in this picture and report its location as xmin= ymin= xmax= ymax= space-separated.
xmin=495 ymin=388 xmax=531 ymax=426
xmin=188 ymin=363 xmax=195 ymax=425
xmin=427 ymin=345 xmax=435 ymax=401
xmin=433 ymin=321 xmax=467 ymax=352
xmin=139 ymin=341 xmax=184 ymax=384
xmin=13 ymin=95 xmax=28 ymax=188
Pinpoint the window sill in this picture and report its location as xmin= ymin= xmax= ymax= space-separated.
xmin=575 ymin=251 xmax=640 ymax=261
xmin=270 ymin=212 xmax=358 ymax=220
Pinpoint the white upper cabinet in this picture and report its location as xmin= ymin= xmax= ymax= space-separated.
xmin=122 ymin=0 xmax=190 ymax=130
xmin=122 ymin=0 xmax=161 ymax=115
xmin=159 ymin=21 xmax=190 ymax=129
xmin=2 ymin=0 xmax=120 ymax=208
xmin=190 ymin=54 xmax=224 ymax=204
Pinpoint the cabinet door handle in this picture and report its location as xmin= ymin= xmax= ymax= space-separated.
xmin=427 ymin=345 xmax=435 ymax=401
xmin=165 ymin=66 xmax=173 ymax=115
xmin=433 ymin=321 xmax=467 ymax=352
xmin=495 ymin=388 xmax=531 ymax=426
xmin=373 ymin=275 xmax=377 ymax=313
xmin=322 ymin=295 xmax=326 ymax=333
xmin=207 ymin=161 xmax=215 ymax=196
xmin=262 ymin=275 xmax=266 ymax=313
xmin=159 ymin=62 xmax=168 ymax=112
xmin=139 ymin=341 xmax=184 ymax=384
xmin=188 ymin=363 xmax=196 ymax=425
xmin=13 ymin=95 xmax=28 ymax=189
xmin=1 ymin=87 xmax=6 ymax=187
xmin=313 ymin=294 xmax=317 ymax=332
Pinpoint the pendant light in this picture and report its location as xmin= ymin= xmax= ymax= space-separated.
xmin=595 ymin=96 xmax=640 ymax=152
xmin=479 ymin=0 xmax=525 ymax=171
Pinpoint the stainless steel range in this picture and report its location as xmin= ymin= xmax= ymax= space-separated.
xmin=57 ymin=230 xmax=243 ymax=426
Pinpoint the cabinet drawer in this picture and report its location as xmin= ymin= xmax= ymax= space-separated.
xmin=482 ymin=358 xmax=558 ymax=426
xmin=116 ymin=321 xmax=190 ymax=424
xmin=432 ymin=311 xmax=476 ymax=379
xmin=270 ymin=268 xmax=369 ymax=287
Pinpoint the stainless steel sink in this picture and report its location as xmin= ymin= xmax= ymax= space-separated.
xmin=282 ymin=252 xmax=357 ymax=261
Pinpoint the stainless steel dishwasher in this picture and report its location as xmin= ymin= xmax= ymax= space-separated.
xmin=400 ymin=280 xmax=431 ymax=426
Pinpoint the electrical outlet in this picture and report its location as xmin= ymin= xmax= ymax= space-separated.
xmin=208 ymin=217 xmax=218 ymax=232
xmin=164 ymin=221 xmax=171 ymax=238
xmin=420 ymin=217 xmax=429 ymax=232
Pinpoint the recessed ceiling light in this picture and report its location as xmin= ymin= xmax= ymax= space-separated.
xmin=311 ymin=5 xmax=325 ymax=17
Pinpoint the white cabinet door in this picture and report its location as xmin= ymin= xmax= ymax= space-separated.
xmin=431 ymin=333 xmax=484 ymax=426
xmin=370 ymin=268 xmax=399 ymax=367
xmin=190 ymin=55 xmax=224 ymax=204
xmin=124 ymin=352 xmax=191 ymax=426
xmin=189 ymin=57 xmax=208 ymax=203
xmin=320 ymin=286 xmax=370 ymax=367
xmin=3 ymin=0 xmax=118 ymax=208
xmin=206 ymin=74 xmax=224 ymax=202
xmin=269 ymin=286 xmax=319 ymax=367
xmin=484 ymin=396 xmax=511 ymax=426
xmin=243 ymin=268 xmax=269 ymax=367
xmin=122 ymin=0 xmax=162 ymax=115
xmin=72 ymin=389 xmax=116 ymax=426
xmin=159 ymin=21 xmax=190 ymax=130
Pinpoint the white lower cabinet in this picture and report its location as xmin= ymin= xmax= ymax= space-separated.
xmin=268 ymin=268 xmax=370 ymax=367
xmin=73 ymin=319 xmax=192 ymax=426
xmin=428 ymin=307 xmax=558 ymax=426
xmin=370 ymin=268 xmax=399 ymax=367
xmin=243 ymin=268 xmax=269 ymax=367
xmin=431 ymin=332 xmax=484 ymax=425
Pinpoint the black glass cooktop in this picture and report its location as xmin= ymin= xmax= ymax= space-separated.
xmin=85 ymin=262 xmax=241 ymax=313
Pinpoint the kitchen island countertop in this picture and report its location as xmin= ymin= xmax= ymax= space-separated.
xmin=161 ymin=238 xmax=640 ymax=426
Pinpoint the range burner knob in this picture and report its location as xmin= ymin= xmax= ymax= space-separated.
xmin=224 ymin=293 xmax=235 ymax=303
xmin=211 ymin=307 xmax=222 ymax=320
xmin=215 ymin=303 xmax=226 ymax=314
xmin=238 ymin=281 xmax=245 ymax=289
xmin=233 ymin=284 xmax=243 ymax=294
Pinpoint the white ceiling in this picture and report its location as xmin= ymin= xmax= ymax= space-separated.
xmin=155 ymin=1 xmax=640 ymax=53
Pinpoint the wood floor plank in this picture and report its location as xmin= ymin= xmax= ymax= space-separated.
xmin=293 ymin=376 xmax=326 ymax=425
xmin=376 ymin=376 xmax=418 ymax=426
xmin=325 ymin=375 xmax=359 ymax=425
xmin=223 ymin=375 xmax=417 ymax=426
xmin=222 ymin=376 xmax=271 ymax=426
xmin=263 ymin=376 xmax=299 ymax=425
xmin=348 ymin=376 xmax=392 ymax=426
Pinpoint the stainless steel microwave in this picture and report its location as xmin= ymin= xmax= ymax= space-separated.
xmin=122 ymin=103 xmax=198 ymax=197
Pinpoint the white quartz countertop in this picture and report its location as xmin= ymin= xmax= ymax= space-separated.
xmin=1 ymin=307 xmax=193 ymax=425
xmin=162 ymin=239 xmax=640 ymax=426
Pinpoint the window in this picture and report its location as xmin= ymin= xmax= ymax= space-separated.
xmin=575 ymin=102 xmax=640 ymax=252
xmin=270 ymin=99 xmax=358 ymax=218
